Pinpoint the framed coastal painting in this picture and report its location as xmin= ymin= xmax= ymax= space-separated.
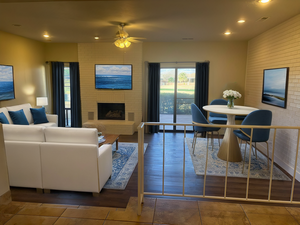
xmin=262 ymin=67 xmax=289 ymax=108
xmin=95 ymin=64 xmax=132 ymax=90
xmin=0 ymin=64 xmax=15 ymax=101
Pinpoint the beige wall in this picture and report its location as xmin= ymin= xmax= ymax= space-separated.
xmin=245 ymin=14 xmax=300 ymax=178
xmin=45 ymin=43 xmax=78 ymax=62
xmin=0 ymin=31 xmax=46 ymax=108
xmin=78 ymin=43 xmax=143 ymax=130
xmin=0 ymin=124 xmax=10 ymax=204
xmin=143 ymin=41 xmax=248 ymax=105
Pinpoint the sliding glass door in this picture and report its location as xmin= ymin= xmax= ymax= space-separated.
xmin=160 ymin=68 xmax=195 ymax=131
xmin=64 ymin=65 xmax=71 ymax=127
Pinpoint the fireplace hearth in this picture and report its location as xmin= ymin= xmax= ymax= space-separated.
xmin=98 ymin=103 xmax=125 ymax=120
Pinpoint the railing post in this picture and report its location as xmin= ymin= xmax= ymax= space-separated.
xmin=163 ymin=125 xmax=165 ymax=195
xmin=224 ymin=130 xmax=230 ymax=198
xmin=245 ymin=128 xmax=254 ymax=200
xmin=268 ymin=128 xmax=277 ymax=201
xmin=183 ymin=125 xmax=186 ymax=196
xmin=137 ymin=123 xmax=144 ymax=215
xmin=203 ymin=126 xmax=209 ymax=197
xmin=142 ymin=124 xmax=145 ymax=197
xmin=290 ymin=129 xmax=300 ymax=202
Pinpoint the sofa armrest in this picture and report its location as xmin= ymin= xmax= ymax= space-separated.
xmin=46 ymin=114 xmax=58 ymax=125
xmin=97 ymin=144 xmax=112 ymax=191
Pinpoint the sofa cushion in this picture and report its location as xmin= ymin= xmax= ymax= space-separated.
xmin=29 ymin=122 xmax=57 ymax=127
xmin=3 ymin=124 xmax=45 ymax=142
xmin=0 ymin=112 xmax=9 ymax=124
xmin=8 ymin=109 xmax=29 ymax=125
xmin=30 ymin=107 xmax=49 ymax=124
xmin=6 ymin=103 xmax=33 ymax=124
xmin=44 ymin=127 xmax=98 ymax=145
xmin=0 ymin=107 xmax=12 ymax=124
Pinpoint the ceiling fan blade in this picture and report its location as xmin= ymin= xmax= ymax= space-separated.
xmin=128 ymin=37 xmax=147 ymax=40
xmin=129 ymin=39 xmax=142 ymax=43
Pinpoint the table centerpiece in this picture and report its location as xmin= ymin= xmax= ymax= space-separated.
xmin=223 ymin=89 xmax=242 ymax=109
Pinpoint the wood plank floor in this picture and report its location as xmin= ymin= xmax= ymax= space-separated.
xmin=10 ymin=132 xmax=300 ymax=208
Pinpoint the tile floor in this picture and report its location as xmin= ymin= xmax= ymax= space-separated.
xmin=1 ymin=197 xmax=300 ymax=224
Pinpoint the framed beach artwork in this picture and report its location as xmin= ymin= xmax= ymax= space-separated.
xmin=0 ymin=64 xmax=15 ymax=101
xmin=95 ymin=64 xmax=132 ymax=90
xmin=262 ymin=67 xmax=289 ymax=108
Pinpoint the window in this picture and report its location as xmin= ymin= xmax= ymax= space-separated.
xmin=64 ymin=65 xmax=71 ymax=127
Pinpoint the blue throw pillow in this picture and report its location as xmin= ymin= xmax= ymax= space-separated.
xmin=8 ymin=109 xmax=29 ymax=125
xmin=30 ymin=107 xmax=49 ymax=124
xmin=0 ymin=112 xmax=9 ymax=124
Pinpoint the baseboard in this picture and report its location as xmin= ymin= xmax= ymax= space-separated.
xmin=273 ymin=154 xmax=300 ymax=182
xmin=257 ymin=143 xmax=300 ymax=181
xmin=0 ymin=190 xmax=11 ymax=205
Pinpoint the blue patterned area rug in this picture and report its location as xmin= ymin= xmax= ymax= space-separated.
xmin=103 ymin=142 xmax=148 ymax=190
xmin=186 ymin=138 xmax=290 ymax=181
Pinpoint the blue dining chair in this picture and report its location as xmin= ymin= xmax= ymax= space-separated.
xmin=191 ymin=103 xmax=221 ymax=154
xmin=233 ymin=110 xmax=272 ymax=173
xmin=208 ymin=98 xmax=246 ymax=123
xmin=208 ymin=99 xmax=228 ymax=124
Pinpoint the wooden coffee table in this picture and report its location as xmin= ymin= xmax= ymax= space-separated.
xmin=99 ymin=134 xmax=119 ymax=150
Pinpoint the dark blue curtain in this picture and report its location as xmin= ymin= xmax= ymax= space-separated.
xmin=52 ymin=62 xmax=65 ymax=127
xmin=70 ymin=62 xmax=82 ymax=127
xmin=195 ymin=62 xmax=209 ymax=118
xmin=148 ymin=63 xmax=160 ymax=133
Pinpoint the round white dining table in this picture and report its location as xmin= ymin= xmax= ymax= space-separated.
xmin=202 ymin=105 xmax=259 ymax=162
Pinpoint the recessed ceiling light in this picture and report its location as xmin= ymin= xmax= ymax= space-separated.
xmin=94 ymin=36 xmax=99 ymax=40
xmin=259 ymin=0 xmax=270 ymax=3
xmin=224 ymin=31 xmax=231 ymax=35
xmin=238 ymin=20 xmax=245 ymax=23
xmin=43 ymin=34 xmax=49 ymax=38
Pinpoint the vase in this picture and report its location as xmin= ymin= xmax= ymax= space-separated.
xmin=227 ymin=98 xmax=234 ymax=109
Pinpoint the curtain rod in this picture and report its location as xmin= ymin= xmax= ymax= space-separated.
xmin=148 ymin=60 xmax=210 ymax=64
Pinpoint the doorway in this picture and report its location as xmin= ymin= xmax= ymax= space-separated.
xmin=159 ymin=68 xmax=195 ymax=131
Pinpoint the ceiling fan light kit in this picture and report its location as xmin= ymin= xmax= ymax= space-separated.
xmin=114 ymin=23 xmax=132 ymax=48
xmin=114 ymin=38 xmax=131 ymax=48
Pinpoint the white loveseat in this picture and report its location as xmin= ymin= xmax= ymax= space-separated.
xmin=3 ymin=125 xmax=112 ymax=194
xmin=0 ymin=103 xmax=57 ymax=127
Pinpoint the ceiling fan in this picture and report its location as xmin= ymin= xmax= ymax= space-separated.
xmin=114 ymin=23 xmax=145 ymax=48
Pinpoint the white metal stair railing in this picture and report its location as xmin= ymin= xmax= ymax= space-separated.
xmin=137 ymin=122 xmax=300 ymax=215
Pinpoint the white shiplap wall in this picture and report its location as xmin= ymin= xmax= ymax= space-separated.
xmin=245 ymin=14 xmax=300 ymax=178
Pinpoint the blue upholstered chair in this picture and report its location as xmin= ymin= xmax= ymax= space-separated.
xmin=208 ymin=99 xmax=228 ymax=124
xmin=191 ymin=103 xmax=221 ymax=154
xmin=233 ymin=110 xmax=272 ymax=173
xmin=208 ymin=98 xmax=246 ymax=123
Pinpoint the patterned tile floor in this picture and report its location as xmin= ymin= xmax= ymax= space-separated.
xmin=1 ymin=197 xmax=300 ymax=224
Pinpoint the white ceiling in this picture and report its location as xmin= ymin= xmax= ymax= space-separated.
xmin=0 ymin=0 xmax=299 ymax=43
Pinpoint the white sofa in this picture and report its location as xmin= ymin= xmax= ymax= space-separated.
xmin=3 ymin=125 xmax=112 ymax=194
xmin=0 ymin=103 xmax=57 ymax=127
